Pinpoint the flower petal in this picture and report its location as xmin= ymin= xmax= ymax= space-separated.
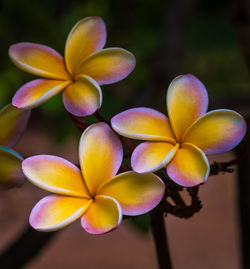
xmin=167 ymin=143 xmax=210 ymax=187
xmin=62 ymin=75 xmax=102 ymax=117
xmin=131 ymin=142 xmax=179 ymax=173
xmin=9 ymin=42 xmax=70 ymax=80
xmin=182 ymin=109 xmax=247 ymax=155
xmin=76 ymin=48 xmax=136 ymax=85
xmin=12 ymin=79 xmax=71 ymax=109
xmin=111 ymin=107 xmax=175 ymax=142
xmin=22 ymin=155 xmax=90 ymax=198
xmin=65 ymin=16 xmax=107 ymax=75
xmin=0 ymin=147 xmax=24 ymax=188
xmin=30 ymin=195 xmax=92 ymax=231
xmin=98 ymin=171 xmax=165 ymax=216
xmin=0 ymin=104 xmax=30 ymax=147
xmin=81 ymin=195 xmax=122 ymax=234
xmin=79 ymin=123 xmax=123 ymax=195
xmin=167 ymin=74 xmax=208 ymax=141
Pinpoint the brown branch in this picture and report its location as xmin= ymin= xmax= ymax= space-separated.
xmin=120 ymin=137 xmax=136 ymax=153
xmin=229 ymin=3 xmax=250 ymax=267
xmin=150 ymin=208 xmax=173 ymax=269
xmin=0 ymin=226 xmax=57 ymax=268
xmin=209 ymin=143 xmax=249 ymax=176
xmin=94 ymin=111 xmax=110 ymax=125
xmin=163 ymin=198 xmax=202 ymax=219
xmin=163 ymin=182 xmax=202 ymax=219
xmin=67 ymin=112 xmax=88 ymax=131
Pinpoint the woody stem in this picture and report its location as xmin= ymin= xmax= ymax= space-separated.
xmin=150 ymin=208 xmax=173 ymax=269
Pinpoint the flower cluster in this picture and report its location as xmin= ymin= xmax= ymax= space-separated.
xmin=9 ymin=16 xmax=135 ymax=117
xmin=5 ymin=16 xmax=246 ymax=234
xmin=112 ymin=74 xmax=246 ymax=186
xmin=22 ymin=123 xmax=164 ymax=234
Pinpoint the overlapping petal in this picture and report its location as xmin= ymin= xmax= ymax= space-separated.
xmin=0 ymin=104 xmax=30 ymax=147
xmin=111 ymin=108 xmax=175 ymax=142
xmin=76 ymin=48 xmax=136 ymax=85
xmin=79 ymin=123 xmax=123 ymax=195
xmin=131 ymin=142 xmax=179 ymax=173
xmin=183 ymin=109 xmax=247 ymax=155
xmin=81 ymin=195 xmax=122 ymax=234
xmin=22 ymin=155 xmax=90 ymax=198
xmin=62 ymin=75 xmax=102 ymax=116
xmin=167 ymin=143 xmax=210 ymax=187
xmin=65 ymin=16 xmax=107 ymax=75
xmin=0 ymin=147 xmax=24 ymax=188
xmin=167 ymin=74 xmax=208 ymax=141
xmin=9 ymin=42 xmax=70 ymax=80
xmin=98 ymin=171 xmax=165 ymax=216
xmin=30 ymin=195 xmax=92 ymax=231
xmin=12 ymin=79 xmax=71 ymax=109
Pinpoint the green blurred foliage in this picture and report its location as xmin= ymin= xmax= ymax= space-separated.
xmin=0 ymin=0 xmax=248 ymax=114
xmin=185 ymin=14 xmax=249 ymax=99
xmin=129 ymin=213 xmax=151 ymax=234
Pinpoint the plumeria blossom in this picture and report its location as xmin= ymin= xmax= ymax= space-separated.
xmin=22 ymin=123 xmax=164 ymax=234
xmin=0 ymin=104 xmax=30 ymax=188
xmin=9 ymin=16 xmax=136 ymax=116
xmin=111 ymin=74 xmax=247 ymax=187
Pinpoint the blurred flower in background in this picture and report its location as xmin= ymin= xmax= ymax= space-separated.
xmin=0 ymin=104 xmax=30 ymax=189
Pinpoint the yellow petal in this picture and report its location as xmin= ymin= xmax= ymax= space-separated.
xmin=81 ymin=195 xmax=122 ymax=234
xmin=22 ymin=155 xmax=90 ymax=198
xmin=12 ymin=79 xmax=71 ymax=109
xmin=131 ymin=142 xmax=179 ymax=173
xmin=62 ymin=75 xmax=102 ymax=117
xmin=30 ymin=195 xmax=92 ymax=231
xmin=9 ymin=42 xmax=70 ymax=80
xmin=167 ymin=143 xmax=210 ymax=187
xmin=65 ymin=16 xmax=106 ymax=75
xmin=76 ymin=48 xmax=136 ymax=85
xmin=98 ymin=171 xmax=165 ymax=216
xmin=182 ymin=109 xmax=247 ymax=155
xmin=111 ymin=107 xmax=176 ymax=143
xmin=79 ymin=123 xmax=123 ymax=196
xmin=0 ymin=104 xmax=30 ymax=147
xmin=167 ymin=74 xmax=208 ymax=141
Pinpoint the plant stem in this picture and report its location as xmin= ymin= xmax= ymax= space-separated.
xmin=67 ymin=112 xmax=88 ymax=131
xmin=94 ymin=111 xmax=109 ymax=124
xmin=150 ymin=208 xmax=173 ymax=269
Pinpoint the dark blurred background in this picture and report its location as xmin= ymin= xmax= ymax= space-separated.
xmin=0 ymin=0 xmax=249 ymax=139
xmin=0 ymin=0 xmax=250 ymax=268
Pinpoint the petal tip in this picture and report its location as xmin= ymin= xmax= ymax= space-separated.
xmin=12 ymin=97 xmax=23 ymax=109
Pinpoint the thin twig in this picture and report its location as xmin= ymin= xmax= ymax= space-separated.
xmin=67 ymin=112 xmax=88 ymax=131
xmin=94 ymin=111 xmax=110 ymax=125
xmin=209 ymin=143 xmax=249 ymax=175
xmin=150 ymin=208 xmax=173 ymax=269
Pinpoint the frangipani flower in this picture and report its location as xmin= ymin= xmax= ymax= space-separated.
xmin=111 ymin=74 xmax=247 ymax=187
xmin=22 ymin=123 xmax=164 ymax=234
xmin=0 ymin=104 xmax=30 ymax=188
xmin=9 ymin=16 xmax=136 ymax=116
